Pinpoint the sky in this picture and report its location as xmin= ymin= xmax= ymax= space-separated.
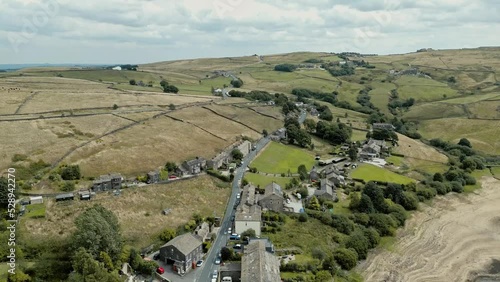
xmin=1 ymin=0 xmax=499 ymax=64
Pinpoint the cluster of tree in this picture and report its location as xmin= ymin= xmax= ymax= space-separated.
xmin=429 ymin=138 xmax=477 ymax=159
xmin=164 ymin=161 xmax=179 ymax=172
xmin=230 ymin=78 xmax=243 ymax=88
xmin=315 ymin=120 xmax=352 ymax=145
xmin=317 ymin=105 xmax=333 ymax=121
xmin=356 ymin=87 xmax=377 ymax=114
xmin=274 ymin=64 xmax=297 ymax=72
xmin=231 ymin=148 xmax=243 ymax=165
xmin=303 ymin=58 xmax=323 ymax=63
xmin=387 ymin=89 xmax=415 ymax=114
xmin=323 ymin=63 xmax=355 ymax=77
xmin=282 ymin=101 xmax=299 ymax=116
xmin=160 ymin=79 xmax=179 ymax=93
xmin=228 ymin=90 xmax=274 ymax=101
xmin=284 ymin=117 xmax=312 ymax=148
xmin=367 ymin=128 xmax=398 ymax=141
xmin=291 ymin=88 xmax=338 ymax=106
xmin=367 ymin=112 xmax=420 ymax=140
xmin=351 ymin=59 xmax=375 ymax=68
xmin=297 ymin=164 xmax=309 ymax=181
xmin=57 ymin=164 xmax=81 ymax=181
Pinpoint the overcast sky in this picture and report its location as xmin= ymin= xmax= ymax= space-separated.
xmin=1 ymin=0 xmax=499 ymax=64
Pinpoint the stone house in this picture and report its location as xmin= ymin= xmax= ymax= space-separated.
xmin=158 ymin=233 xmax=203 ymax=275
xmin=241 ymin=240 xmax=281 ymax=282
xmin=314 ymin=179 xmax=337 ymax=201
xmin=181 ymin=157 xmax=206 ymax=174
xmin=92 ymin=173 xmax=123 ymax=191
xmin=372 ymin=123 xmax=396 ymax=131
xmin=258 ymin=182 xmax=284 ymax=212
xmin=324 ymin=165 xmax=346 ymax=186
xmin=193 ymin=222 xmax=211 ymax=242
xmin=235 ymin=184 xmax=262 ymax=236
xmin=147 ymin=170 xmax=160 ymax=184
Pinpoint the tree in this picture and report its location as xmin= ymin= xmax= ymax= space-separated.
xmin=400 ymin=192 xmax=419 ymax=210
xmin=262 ymin=129 xmax=268 ymax=136
xmin=458 ymin=138 xmax=471 ymax=148
xmin=298 ymin=213 xmax=308 ymax=222
xmin=303 ymin=119 xmax=316 ymax=132
xmin=61 ymin=181 xmax=75 ymax=192
xmin=331 ymin=214 xmax=355 ymax=235
xmin=345 ymin=231 xmax=370 ymax=259
xmin=433 ymin=172 xmax=444 ymax=182
xmin=164 ymin=162 xmax=178 ymax=172
xmin=363 ymin=182 xmax=388 ymax=213
xmin=348 ymin=144 xmax=358 ymax=161
xmin=315 ymin=270 xmax=333 ymax=282
xmin=112 ymin=104 xmax=118 ymax=110
xmin=129 ymin=79 xmax=136 ymax=85
xmin=297 ymin=164 xmax=308 ymax=181
xmin=319 ymin=108 xmax=333 ymax=121
xmin=308 ymin=196 xmax=321 ymax=210
xmin=231 ymin=149 xmax=244 ymax=161
xmin=163 ymin=85 xmax=179 ymax=93
xmin=70 ymin=248 xmax=120 ymax=282
xmin=71 ymin=205 xmax=123 ymax=262
xmin=450 ymin=181 xmax=464 ymax=193
xmin=160 ymin=80 xmax=169 ymax=88
xmin=241 ymin=228 xmax=256 ymax=239
xmin=220 ymin=247 xmax=232 ymax=261
xmin=7 ymin=270 xmax=31 ymax=282
xmin=99 ymin=251 xmax=114 ymax=271
xmin=357 ymin=194 xmax=375 ymax=213
xmin=333 ymin=248 xmax=358 ymax=270
xmin=168 ymin=103 xmax=176 ymax=110
xmin=230 ymin=78 xmax=243 ymax=88
xmin=159 ymin=228 xmax=176 ymax=242
xmin=60 ymin=165 xmax=81 ymax=180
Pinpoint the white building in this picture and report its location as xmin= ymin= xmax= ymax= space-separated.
xmin=29 ymin=196 xmax=43 ymax=204
xmin=112 ymin=66 xmax=122 ymax=71
xmin=235 ymin=184 xmax=262 ymax=236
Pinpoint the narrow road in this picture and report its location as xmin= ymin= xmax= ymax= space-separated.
xmin=195 ymin=109 xmax=306 ymax=282
xmin=195 ymin=136 xmax=270 ymax=282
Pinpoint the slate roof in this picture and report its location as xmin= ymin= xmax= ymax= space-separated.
xmin=162 ymin=233 xmax=202 ymax=256
xmin=263 ymin=182 xmax=283 ymax=198
xmin=241 ymin=240 xmax=281 ymax=282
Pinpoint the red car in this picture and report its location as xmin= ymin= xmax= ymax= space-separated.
xmin=156 ymin=267 xmax=165 ymax=274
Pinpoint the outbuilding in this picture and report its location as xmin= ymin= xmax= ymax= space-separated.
xmin=29 ymin=196 xmax=43 ymax=204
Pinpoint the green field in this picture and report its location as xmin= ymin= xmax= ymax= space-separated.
xmin=244 ymin=172 xmax=293 ymax=188
xmin=395 ymin=76 xmax=458 ymax=102
xmin=351 ymin=129 xmax=368 ymax=142
xmin=464 ymin=169 xmax=493 ymax=193
xmin=403 ymin=102 xmax=466 ymax=120
xmin=24 ymin=203 xmax=46 ymax=218
xmin=386 ymin=155 xmax=404 ymax=166
xmin=491 ymin=167 xmax=500 ymax=178
xmin=441 ymin=93 xmax=500 ymax=104
xmin=351 ymin=163 xmax=415 ymax=184
xmin=251 ymin=142 xmax=316 ymax=174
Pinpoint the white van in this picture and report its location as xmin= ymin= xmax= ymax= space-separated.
xmin=222 ymin=277 xmax=232 ymax=282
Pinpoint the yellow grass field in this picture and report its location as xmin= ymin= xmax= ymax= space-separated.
xmin=392 ymin=134 xmax=449 ymax=174
xmin=167 ymin=107 xmax=262 ymax=140
xmin=65 ymin=115 xmax=231 ymax=177
xmin=204 ymin=104 xmax=284 ymax=133
xmin=22 ymin=175 xmax=231 ymax=248
xmin=0 ymin=115 xmax=133 ymax=172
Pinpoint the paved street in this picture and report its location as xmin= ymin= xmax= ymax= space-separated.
xmin=194 ymin=136 xmax=271 ymax=282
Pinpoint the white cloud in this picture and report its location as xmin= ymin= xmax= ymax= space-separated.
xmin=0 ymin=0 xmax=499 ymax=63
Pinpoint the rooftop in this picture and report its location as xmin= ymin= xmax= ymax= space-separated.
xmin=264 ymin=182 xmax=282 ymax=197
xmin=241 ymin=240 xmax=281 ymax=282
xmin=161 ymin=233 xmax=202 ymax=256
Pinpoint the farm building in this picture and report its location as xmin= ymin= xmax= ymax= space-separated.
xmin=324 ymin=165 xmax=346 ymax=186
xmin=55 ymin=193 xmax=75 ymax=202
xmin=158 ymin=233 xmax=203 ymax=275
xmin=29 ymin=196 xmax=43 ymax=204
xmin=309 ymin=166 xmax=319 ymax=182
xmin=314 ymin=179 xmax=337 ymax=201
xmin=236 ymin=140 xmax=252 ymax=158
xmin=372 ymin=123 xmax=396 ymax=131
xmin=78 ymin=190 xmax=93 ymax=200
xmin=181 ymin=157 xmax=206 ymax=174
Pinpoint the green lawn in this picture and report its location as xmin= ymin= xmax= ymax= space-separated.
xmin=491 ymin=167 xmax=500 ymax=178
xmin=251 ymin=142 xmax=316 ymax=174
xmin=351 ymin=163 xmax=415 ymax=184
xmin=243 ymin=172 xmax=293 ymax=188
xmin=395 ymin=76 xmax=458 ymax=102
xmin=24 ymin=203 xmax=46 ymax=218
xmin=386 ymin=155 xmax=404 ymax=166
xmin=351 ymin=129 xmax=368 ymax=142
xmin=331 ymin=190 xmax=351 ymax=215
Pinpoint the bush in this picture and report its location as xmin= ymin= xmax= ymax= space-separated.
xmin=274 ymin=64 xmax=297 ymax=72
xmin=369 ymin=213 xmax=396 ymax=236
xmin=60 ymin=165 xmax=81 ymax=180
xmin=298 ymin=213 xmax=308 ymax=222
xmin=333 ymin=248 xmax=358 ymax=270
xmin=400 ymin=192 xmax=419 ymax=210
xmin=450 ymin=181 xmax=464 ymax=193
xmin=345 ymin=231 xmax=370 ymax=259
xmin=416 ymin=187 xmax=437 ymax=201
xmin=230 ymin=78 xmax=243 ymax=88
xmin=61 ymin=181 xmax=75 ymax=192
xmin=331 ymin=214 xmax=355 ymax=235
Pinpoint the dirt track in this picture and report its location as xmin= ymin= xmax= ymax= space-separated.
xmin=358 ymin=177 xmax=500 ymax=282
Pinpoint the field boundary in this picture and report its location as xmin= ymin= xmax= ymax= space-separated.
xmin=163 ymin=114 xmax=228 ymax=141
xmin=13 ymin=91 xmax=39 ymax=114
xmin=201 ymin=105 xmax=262 ymax=133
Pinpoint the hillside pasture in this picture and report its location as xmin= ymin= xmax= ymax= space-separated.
xmin=167 ymin=107 xmax=261 ymax=141
xmin=403 ymin=102 xmax=466 ymax=120
xmin=418 ymin=118 xmax=500 ymax=155
xmin=65 ymin=115 xmax=231 ymax=177
xmin=441 ymin=93 xmax=500 ymax=104
xmin=244 ymin=173 xmax=293 ymax=188
xmin=204 ymin=104 xmax=284 ymax=133
xmin=351 ymin=163 xmax=415 ymax=184
xmin=22 ymin=175 xmax=231 ymax=248
xmin=391 ymin=133 xmax=448 ymax=174
xmin=466 ymin=100 xmax=500 ymax=119
xmin=251 ymin=141 xmax=316 ymax=174
xmin=395 ymin=76 xmax=458 ymax=102
xmin=0 ymin=115 xmax=132 ymax=172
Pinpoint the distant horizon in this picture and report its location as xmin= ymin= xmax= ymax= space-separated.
xmin=2 ymin=45 xmax=499 ymax=68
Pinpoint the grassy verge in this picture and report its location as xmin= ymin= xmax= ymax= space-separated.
xmin=251 ymin=141 xmax=316 ymax=174
xmin=351 ymin=163 xmax=415 ymax=184
xmin=24 ymin=203 xmax=46 ymax=218
xmin=244 ymin=173 xmax=293 ymax=188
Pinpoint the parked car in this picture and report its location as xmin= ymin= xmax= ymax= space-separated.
xmin=156 ymin=267 xmax=165 ymax=274
xmin=213 ymin=270 xmax=218 ymax=279
xmin=222 ymin=277 xmax=233 ymax=282
xmin=153 ymin=252 xmax=160 ymax=260
xmin=196 ymin=260 xmax=204 ymax=267
xmin=215 ymin=257 xmax=221 ymax=265
xmin=231 ymin=215 xmax=235 ymax=221
xmin=228 ymin=227 xmax=232 ymax=234
xmin=233 ymin=244 xmax=242 ymax=249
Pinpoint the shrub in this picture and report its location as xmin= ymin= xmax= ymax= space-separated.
xmin=298 ymin=213 xmax=308 ymax=222
xmin=450 ymin=181 xmax=464 ymax=193
xmin=345 ymin=231 xmax=370 ymax=259
xmin=333 ymin=248 xmax=358 ymax=270
xmin=331 ymin=214 xmax=355 ymax=235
